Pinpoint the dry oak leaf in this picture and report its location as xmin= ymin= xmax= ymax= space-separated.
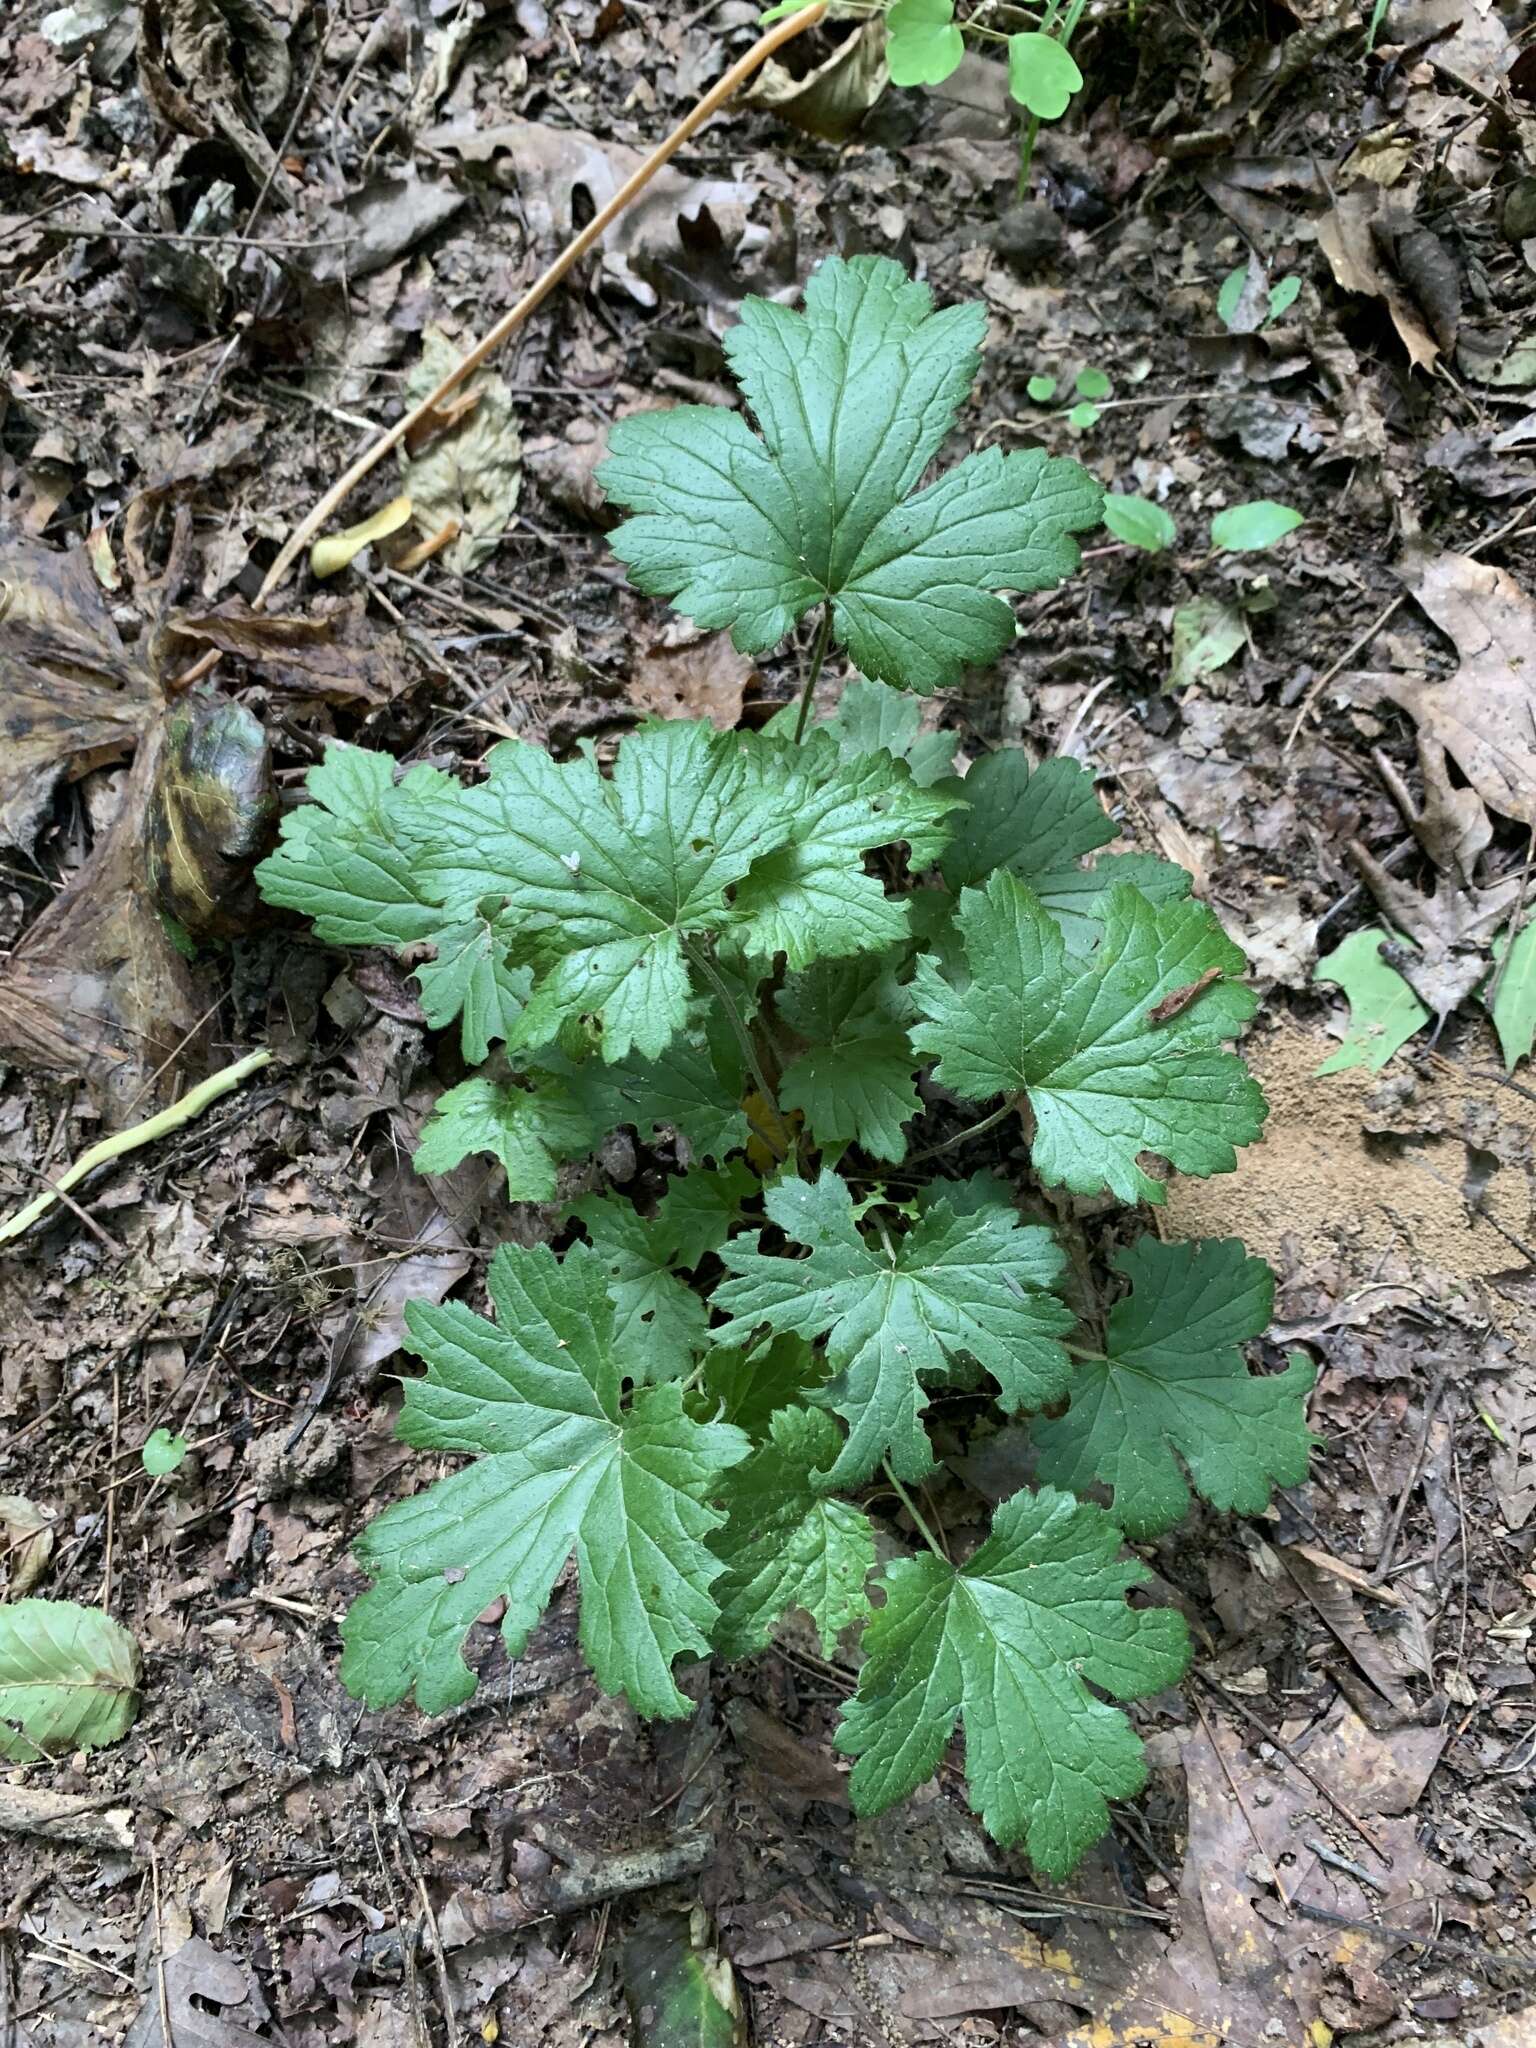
xmin=1384 ymin=549 xmax=1536 ymax=827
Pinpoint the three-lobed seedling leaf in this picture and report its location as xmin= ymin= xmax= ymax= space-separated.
xmin=258 ymin=257 xmax=1314 ymax=1882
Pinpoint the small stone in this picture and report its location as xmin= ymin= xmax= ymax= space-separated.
xmin=989 ymin=202 xmax=1063 ymax=276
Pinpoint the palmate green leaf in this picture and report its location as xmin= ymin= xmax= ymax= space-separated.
xmin=712 ymin=1171 xmax=1072 ymax=1486
xmin=835 ymin=1487 xmax=1190 ymax=1878
xmin=727 ymin=731 xmax=963 ymax=967
xmin=1034 ymin=1237 xmax=1317 ymax=1538
xmin=940 ymin=750 xmax=1189 ymax=948
xmin=0 ymin=1600 xmax=141 ymax=1760
xmin=565 ymin=1024 xmax=749 ymax=1164
xmin=572 ymin=1191 xmax=716 ymax=1376
xmin=713 ymin=1407 xmax=876 ymax=1658
xmin=415 ymin=917 xmax=532 ymax=1064
xmin=655 ymin=1160 xmax=758 ymax=1268
xmin=686 ymin=1333 xmax=826 ymax=1439
xmin=825 ymin=677 xmax=958 ymax=788
xmin=340 ymin=1243 xmax=749 ymax=1719
xmin=414 ymin=1075 xmax=594 ymax=1199
xmin=381 ymin=721 xmax=944 ymax=1058
xmin=255 ymin=742 xmax=447 ymax=949
xmin=911 ymin=873 xmax=1267 ymax=1204
xmin=599 ymin=255 xmax=1101 ymax=695
xmin=779 ymin=953 xmax=920 ymax=1161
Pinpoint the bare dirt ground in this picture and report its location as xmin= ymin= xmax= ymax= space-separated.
xmin=2 ymin=0 xmax=1535 ymax=2041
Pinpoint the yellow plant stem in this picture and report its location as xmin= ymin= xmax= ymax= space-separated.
xmin=0 ymin=1049 xmax=273 ymax=1247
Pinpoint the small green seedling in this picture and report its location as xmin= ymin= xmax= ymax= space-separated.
xmin=141 ymin=1428 xmax=189 ymax=1477
xmin=1103 ymin=494 xmax=1175 ymax=553
xmin=1210 ymin=500 xmax=1305 ymax=553
xmin=260 ymin=257 xmax=1310 ymax=1880
xmin=1027 ymin=372 xmax=1058 ymax=403
xmin=1217 ymin=260 xmax=1302 ymax=333
xmin=870 ymin=0 xmax=1096 ymax=192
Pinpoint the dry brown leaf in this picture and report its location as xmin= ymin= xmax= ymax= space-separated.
xmin=742 ymin=19 xmax=888 ymax=143
xmin=0 ymin=533 xmax=157 ymax=850
xmin=629 ymin=628 xmax=756 ymax=730
xmin=1382 ymin=549 xmax=1536 ymax=826
xmin=1317 ymin=187 xmax=1441 ymax=370
xmin=421 ymin=116 xmax=762 ymax=308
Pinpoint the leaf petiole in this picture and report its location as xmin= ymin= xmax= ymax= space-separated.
xmin=881 ymin=1460 xmax=950 ymax=1563
xmin=792 ymin=602 xmax=836 ymax=745
xmin=682 ymin=936 xmax=779 ymax=1112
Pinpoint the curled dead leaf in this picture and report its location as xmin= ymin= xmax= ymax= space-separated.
xmin=310 ymin=496 xmax=414 ymax=580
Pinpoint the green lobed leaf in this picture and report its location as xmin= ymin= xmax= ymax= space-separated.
xmin=911 ymin=873 xmax=1267 ymax=1204
xmin=712 ymin=1171 xmax=1073 ymax=1485
xmin=685 ymin=1333 xmax=827 ymax=1439
xmin=599 ymin=255 xmax=1101 ymax=695
xmin=1034 ymin=1237 xmax=1317 ymax=1538
xmin=565 ymin=1027 xmax=749 ymax=1163
xmin=778 ymin=953 xmax=921 ymax=1162
xmin=886 ymin=0 xmax=964 ymax=86
xmin=339 ymin=1243 xmax=749 ymax=1719
xmin=571 ymin=1191 xmax=714 ymax=1375
xmin=255 ymin=743 xmax=448 ymax=950
xmin=0 ymin=1600 xmax=141 ymax=1760
xmin=414 ymin=917 xmax=533 ymax=1064
xmin=727 ymin=730 xmax=963 ymax=967
xmin=414 ymin=1075 xmax=594 ymax=1199
xmin=939 ymin=750 xmax=1190 ymax=949
xmin=1313 ymin=928 xmax=1429 ymax=1074
xmin=825 ymin=677 xmax=957 ymax=787
xmin=1006 ymin=31 xmax=1083 ymax=118
xmin=835 ymin=1487 xmax=1190 ymax=1878
xmin=713 ymin=1406 xmax=876 ymax=1658
xmin=655 ymin=1160 xmax=758 ymax=1269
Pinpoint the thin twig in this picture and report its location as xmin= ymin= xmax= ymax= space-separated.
xmin=1370 ymin=1368 xmax=1450 ymax=1586
xmin=1196 ymin=1673 xmax=1393 ymax=1866
xmin=1192 ymin=1693 xmax=1291 ymax=1909
xmin=250 ymin=1 xmax=829 ymax=612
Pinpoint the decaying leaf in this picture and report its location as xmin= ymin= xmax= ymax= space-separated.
xmin=420 ymin=117 xmax=765 ymax=309
xmin=310 ymin=496 xmax=413 ymax=580
xmin=1318 ymin=187 xmax=1442 ymax=370
xmin=145 ymin=694 xmax=275 ymax=941
xmin=629 ymin=628 xmax=756 ymax=730
xmin=0 ymin=530 xmax=156 ymax=851
xmin=163 ymin=600 xmax=395 ymax=704
xmin=0 ymin=1498 xmax=54 ymax=1597
xmin=123 ymin=1936 xmax=273 ymax=2048
xmin=621 ymin=1910 xmax=746 ymax=2048
xmin=1348 ymin=838 xmax=1518 ymax=1030
xmin=0 ymin=535 xmax=278 ymax=1122
xmin=399 ymin=329 xmax=521 ymax=574
xmin=742 ymin=20 xmax=889 ymax=142
xmin=137 ymin=0 xmax=291 ymax=187
xmin=1369 ymin=550 xmax=1536 ymax=827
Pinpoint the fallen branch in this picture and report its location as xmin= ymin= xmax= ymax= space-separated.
xmin=0 ymin=1048 xmax=273 ymax=1247
xmin=253 ymin=1 xmax=830 ymax=610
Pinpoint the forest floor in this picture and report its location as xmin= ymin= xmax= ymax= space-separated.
xmin=2 ymin=0 xmax=1536 ymax=2041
